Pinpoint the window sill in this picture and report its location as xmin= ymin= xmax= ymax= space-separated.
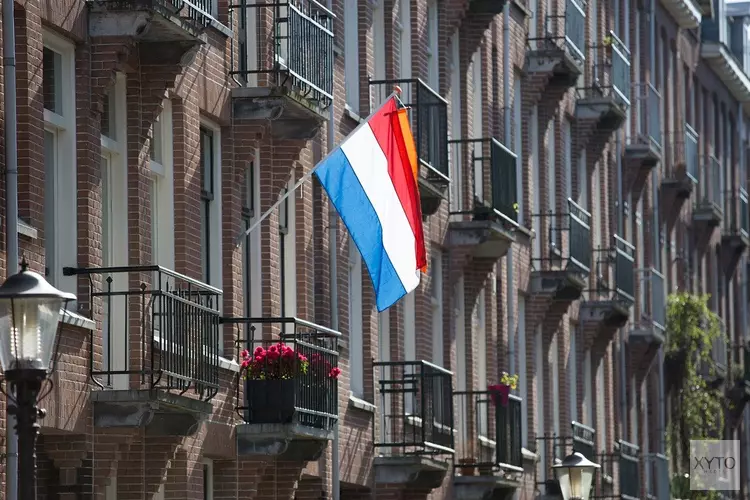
xmin=522 ymin=447 xmax=538 ymax=463
xmin=207 ymin=19 xmax=233 ymax=38
xmin=344 ymin=105 xmax=365 ymax=124
xmin=2 ymin=216 xmax=39 ymax=240
xmin=515 ymin=224 xmax=535 ymax=240
xmin=61 ymin=308 xmax=96 ymax=331
xmin=348 ymin=392 xmax=376 ymax=413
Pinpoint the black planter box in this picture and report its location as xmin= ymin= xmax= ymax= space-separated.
xmin=245 ymin=378 xmax=296 ymax=424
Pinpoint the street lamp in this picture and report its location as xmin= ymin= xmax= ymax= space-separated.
xmin=552 ymin=452 xmax=601 ymax=500
xmin=0 ymin=260 xmax=76 ymax=500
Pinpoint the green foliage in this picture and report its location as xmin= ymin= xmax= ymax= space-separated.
xmin=664 ymin=293 xmax=724 ymax=474
xmin=670 ymin=473 xmax=723 ymax=500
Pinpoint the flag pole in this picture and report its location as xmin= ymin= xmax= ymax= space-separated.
xmin=234 ymin=88 xmax=403 ymax=248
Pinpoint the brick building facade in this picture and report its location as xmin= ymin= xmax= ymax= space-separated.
xmin=0 ymin=0 xmax=749 ymax=498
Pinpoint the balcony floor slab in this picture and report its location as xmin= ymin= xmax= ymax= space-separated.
xmin=374 ymin=455 xmax=450 ymax=490
xmin=91 ymin=389 xmax=212 ymax=437
xmin=453 ymin=475 xmax=521 ymax=500
xmin=236 ymin=422 xmax=333 ymax=461
xmin=580 ymin=299 xmax=631 ymax=329
xmin=692 ymin=202 xmax=723 ymax=228
xmin=447 ymin=220 xmax=516 ymax=259
xmin=530 ymin=269 xmax=587 ymax=302
xmin=526 ymin=48 xmax=583 ymax=86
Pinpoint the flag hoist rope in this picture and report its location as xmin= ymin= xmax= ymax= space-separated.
xmin=233 ymin=89 xmax=404 ymax=249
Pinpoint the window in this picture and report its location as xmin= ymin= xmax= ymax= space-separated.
xmin=531 ymin=106 xmax=541 ymax=260
xmin=564 ymin=119 xmax=572 ymax=200
xmin=203 ymin=459 xmax=214 ymax=500
xmin=100 ymin=73 xmax=128 ymax=388
xmin=513 ymin=75 xmax=524 ymax=221
xmin=551 ymin=335 xmax=560 ymax=439
xmin=344 ymin=0 xmax=359 ymax=114
xmin=348 ymin=236 xmax=364 ymax=398
xmin=373 ymin=0 xmax=386 ymax=81
xmin=278 ymin=180 xmax=297 ymax=317
xmin=518 ymin=295 xmax=527 ymax=447
xmin=150 ymin=100 xmax=175 ymax=270
xmin=449 ymin=32 xmax=462 ymax=212
xmin=472 ymin=48 xmax=483 ymax=202
xmin=43 ymin=32 xmax=77 ymax=297
xmin=397 ymin=0 xmax=411 ymax=78
xmin=476 ymin=289 xmax=487 ymax=435
xmin=569 ymin=321 xmax=577 ymax=422
xmin=431 ymin=251 xmax=443 ymax=366
xmin=547 ymin=118 xmax=557 ymax=248
xmin=535 ymin=324 xmax=546 ymax=476
xmin=596 ymin=361 xmax=606 ymax=456
xmin=199 ymin=123 xmax=222 ymax=289
xmin=583 ymin=350 xmax=592 ymax=425
xmin=243 ymin=160 xmax=261 ymax=319
xmin=403 ymin=290 xmax=416 ymax=413
xmin=426 ymin=0 xmax=439 ymax=89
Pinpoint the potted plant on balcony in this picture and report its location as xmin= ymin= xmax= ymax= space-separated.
xmin=240 ymin=342 xmax=310 ymax=424
xmin=488 ymin=372 xmax=518 ymax=407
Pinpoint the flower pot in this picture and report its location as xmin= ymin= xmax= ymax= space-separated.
xmin=245 ymin=378 xmax=296 ymax=424
xmin=488 ymin=384 xmax=511 ymax=406
xmin=458 ymin=458 xmax=476 ymax=477
xmin=478 ymin=464 xmax=494 ymax=476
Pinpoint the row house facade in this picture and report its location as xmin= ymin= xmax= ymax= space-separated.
xmin=2 ymin=0 xmax=750 ymax=498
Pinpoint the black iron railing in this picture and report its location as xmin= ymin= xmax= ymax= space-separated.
xmin=684 ymin=124 xmax=699 ymax=182
xmin=647 ymin=83 xmax=661 ymax=149
xmin=448 ymin=137 xmax=518 ymax=227
xmin=453 ymin=391 xmax=523 ymax=471
xmin=533 ymin=422 xmax=596 ymax=485
xmin=94 ymin=0 xmax=218 ymax=27
xmin=645 ymin=453 xmax=669 ymax=500
xmin=573 ymin=421 xmax=596 ymax=460
xmin=63 ymin=265 xmax=222 ymax=400
xmin=369 ymin=78 xmax=450 ymax=182
xmin=533 ymin=198 xmax=592 ymax=274
xmin=619 ymin=440 xmax=640 ymax=500
xmin=530 ymin=0 xmax=587 ymax=63
xmin=637 ymin=268 xmax=666 ymax=332
xmin=724 ymin=187 xmax=749 ymax=238
xmin=590 ymin=235 xmax=635 ymax=304
xmin=374 ymin=360 xmax=454 ymax=456
xmin=581 ymin=31 xmax=631 ymax=108
xmin=226 ymin=317 xmax=340 ymax=431
xmin=230 ymin=0 xmax=334 ymax=109
xmin=699 ymin=155 xmax=724 ymax=212
xmin=712 ymin=320 xmax=728 ymax=373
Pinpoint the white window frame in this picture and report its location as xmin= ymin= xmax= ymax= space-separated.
xmin=596 ymin=361 xmax=606 ymax=456
xmin=398 ymin=0 xmax=411 ymax=78
xmin=105 ymin=476 xmax=117 ymax=500
xmin=279 ymin=179 xmax=297 ymax=318
xmin=531 ymin=106 xmax=541 ymax=260
xmin=472 ymin=48 xmax=483 ymax=203
xmin=518 ymin=295 xmax=528 ymax=448
xmin=199 ymin=120 xmax=223 ymax=294
xmin=476 ymin=289 xmax=488 ymax=436
xmin=551 ymin=335 xmax=560 ymax=439
xmin=535 ymin=324 xmax=546 ymax=477
xmin=403 ymin=290 xmax=416 ymax=414
xmin=373 ymin=0 xmax=386 ymax=81
xmin=547 ymin=118 xmax=557 ymax=249
xmin=203 ymin=458 xmax=214 ymax=500
xmin=150 ymin=99 xmax=175 ymax=270
xmin=583 ymin=349 xmax=592 ymax=425
xmin=426 ymin=0 xmax=439 ymax=90
xmin=348 ymin=235 xmax=364 ymax=398
xmin=43 ymin=30 xmax=77 ymax=298
xmin=569 ymin=322 xmax=577 ymax=422
xmin=449 ymin=32 xmax=463 ymax=213
xmin=513 ymin=75 xmax=524 ymax=222
xmin=344 ymin=0 xmax=360 ymax=114
xmin=431 ymin=250 xmax=444 ymax=366
xmin=564 ymin=119 xmax=572 ymax=200
xmin=243 ymin=155 xmax=262 ymax=320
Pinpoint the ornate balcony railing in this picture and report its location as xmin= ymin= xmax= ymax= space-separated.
xmin=590 ymin=235 xmax=635 ymax=304
xmin=230 ymin=0 xmax=334 ymax=109
xmin=374 ymin=360 xmax=454 ymax=456
xmin=534 ymin=198 xmax=592 ymax=274
xmin=369 ymin=78 xmax=450 ymax=183
xmin=91 ymin=0 xmax=219 ymax=29
xmin=637 ymin=268 xmax=666 ymax=331
xmin=531 ymin=0 xmax=587 ymax=62
xmin=448 ymin=137 xmax=518 ymax=227
xmin=453 ymin=391 xmax=523 ymax=471
xmin=583 ymin=31 xmax=631 ymax=108
xmin=645 ymin=453 xmax=670 ymax=500
xmin=619 ymin=440 xmax=641 ymax=500
xmin=63 ymin=265 xmax=222 ymax=400
xmin=646 ymin=83 xmax=661 ymax=149
xmin=572 ymin=421 xmax=596 ymax=460
xmin=226 ymin=317 xmax=340 ymax=430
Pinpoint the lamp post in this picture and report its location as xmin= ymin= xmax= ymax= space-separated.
xmin=552 ymin=452 xmax=601 ymax=500
xmin=0 ymin=260 xmax=76 ymax=500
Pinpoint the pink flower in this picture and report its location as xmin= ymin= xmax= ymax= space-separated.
xmin=240 ymin=349 xmax=249 ymax=359
xmin=328 ymin=367 xmax=342 ymax=379
xmin=254 ymin=346 xmax=265 ymax=357
xmin=298 ymin=353 xmax=308 ymax=363
xmin=241 ymin=359 xmax=250 ymax=369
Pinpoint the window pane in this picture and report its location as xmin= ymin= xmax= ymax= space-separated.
xmin=151 ymin=177 xmax=159 ymax=264
xmin=44 ymin=130 xmax=57 ymax=281
xmin=43 ymin=48 xmax=63 ymax=115
xmin=101 ymin=89 xmax=116 ymax=140
xmin=200 ymin=128 xmax=213 ymax=194
xmin=151 ymin=114 xmax=162 ymax=163
xmin=102 ymin=155 xmax=111 ymax=267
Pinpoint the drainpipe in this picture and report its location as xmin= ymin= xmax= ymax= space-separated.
xmin=327 ymin=32 xmax=340 ymax=500
xmin=3 ymin=0 xmax=20 ymax=497
xmin=502 ymin=3 xmax=516 ymax=377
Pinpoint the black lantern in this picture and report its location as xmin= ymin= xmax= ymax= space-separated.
xmin=552 ymin=452 xmax=601 ymax=500
xmin=0 ymin=259 xmax=76 ymax=500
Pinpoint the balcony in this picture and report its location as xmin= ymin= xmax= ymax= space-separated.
xmin=225 ymin=317 xmax=339 ymax=461
xmin=720 ymin=187 xmax=750 ymax=272
xmin=468 ymin=0 xmax=510 ymax=15
xmin=374 ymin=360 xmax=454 ymax=491
xmin=62 ymin=265 xmax=222 ymax=437
xmin=700 ymin=320 xmax=728 ymax=387
xmin=230 ymin=0 xmax=334 ymax=140
xmin=628 ymin=268 xmax=667 ymax=378
xmin=447 ymin=138 xmax=518 ymax=260
xmin=727 ymin=346 xmax=750 ymax=412
xmin=535 ymin=422 xmax=596 ymax=494
xmin=575 ymin=32 xmax=630 ymax=155
xmin=530 ymin=200 xmax=591 ymax=331
xmin=692 ymin=155 xmax=724 ymax=230
xmin=598 ymin=441 xmax=640 ymax=500
xmin=659 ymin=0 xmax=701 ymax=29
xmin=88 ymin=0 xmax=220 ymax=65
xmin=370 ymin=78 xmax=450 ymax=216
xmin=624 ymin=83 xmax=662 ymax=198
xmin=453 ymin=392 xmax=523 ymax=499
xmin=645 ymin=453 xmax=670 ymax=500
xmin=581 ymin=235 xmax=635 ymax=332
xmin=526 ymin=0 xmax=586 ymax=108
xmin=701 ymin=15 xmax=750 ymax=112
xmin=661 ymin=125 xmax=698 ymax=216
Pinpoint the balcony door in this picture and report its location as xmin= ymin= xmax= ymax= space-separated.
xmin=100 ymin=74 xmax=128 ymax=390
